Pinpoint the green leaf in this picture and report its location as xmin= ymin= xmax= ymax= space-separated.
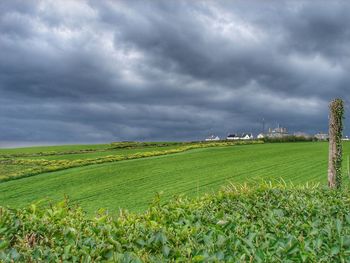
xmin=0 ymin=240 xmax=9 ymax=250
xmin=331 ymin=246 xmax=340 ymax=256
xmin=192 ymin=255 xmax=205 ymax=262
xmin=343 ymin=236 xmax=350 ymax=248
xmin=162 ymin=245 xmax=170 ymax=257
xmin=336 ymin=219 xmax=342 ymax=235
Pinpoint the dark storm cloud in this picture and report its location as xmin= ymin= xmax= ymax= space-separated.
xmin=0 ymin=0 xmax=350 ymax=146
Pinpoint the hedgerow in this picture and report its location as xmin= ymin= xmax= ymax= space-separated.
xmin=109 ymin=141 xmax=185 ymax=149
xmin=0 ymin=149 xmax=107 ymax=159
xmin=262 ymin=136 xmax=315 ymax=143
xmin=1 ymin=183 xmax=350 ymax=262
xmin=0 ymin=141 xmax=263 ymax=182
xmin=0 ymin=142 xmax=181 ymax=159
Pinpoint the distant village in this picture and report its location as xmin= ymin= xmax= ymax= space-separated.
xmin=205 ymin=125 xmax=350 ymax=141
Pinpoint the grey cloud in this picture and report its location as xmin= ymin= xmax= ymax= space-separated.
xmin=0 ymin=0 xmax=349 ymax=146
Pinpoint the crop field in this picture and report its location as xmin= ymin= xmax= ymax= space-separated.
xmin=0 ymin=141 xmax=253 ymax=182
xmin=1 ymin=141 xmax=350 ymax=214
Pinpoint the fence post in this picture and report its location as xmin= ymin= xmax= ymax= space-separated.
xmin=328 ymin=98 xmax=344 ymax=189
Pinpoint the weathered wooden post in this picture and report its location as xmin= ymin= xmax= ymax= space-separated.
xmin=328 ymin=98 xmax=344 ymax=189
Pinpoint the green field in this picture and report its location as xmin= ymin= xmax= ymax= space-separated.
xmin=1 ymin=142 xmax=349 ymax=214
xmin=0 ymin=143 xmax=110 ymax=154
xmin=0 ymin=141 xmax=191 ymax=181
xmin=15 ymin=146 xmax=180 ymax=160
xmin=0 ymin=142 xmax=181 ymax=156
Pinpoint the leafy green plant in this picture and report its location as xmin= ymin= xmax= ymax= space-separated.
xmin=1 ymin=183 xmax=350 ymax=262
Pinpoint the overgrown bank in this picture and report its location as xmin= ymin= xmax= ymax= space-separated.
xmin=1 ymin=183 xmax=350 ymax=262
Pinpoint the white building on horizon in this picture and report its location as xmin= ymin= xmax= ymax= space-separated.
xmin=226 ymin=133 xmax=254 ymax=140
xmin=315 ymin=133 xmax=329 ymax=141
xmin=227 ymin=134 xmax=239 ymax=140
xmin=240 ymin=133 xmax=254 ymax=140
xmin=205 ymin=135 xmax=220 ymax=141
xmin=257 ymin=133 xmax=265 ymax=139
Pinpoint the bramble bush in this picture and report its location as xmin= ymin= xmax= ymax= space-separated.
xmin=1 ymin=183 xmax=350 ymax=262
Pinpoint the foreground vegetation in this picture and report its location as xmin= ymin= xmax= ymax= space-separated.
xmin=1 ymin=142 xmax=350 ymax=214
xmin=1 ymin=183 xmax=350 ymax=262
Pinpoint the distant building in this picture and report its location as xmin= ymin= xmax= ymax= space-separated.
xmin=294 ymin=132 xmax=312 ymax=139
xmin=240 ymin=133 xmax=254 ymax=140
xmin=226 ymin=133 xmax=253 ymax=140
xmin=342 ymin=136 xmax=350 ymax=141
xmin=226 ymin=134 xmax=239 ymax=140
xmin=315 ymin=133 xmax=329 ymax=141
xmin=205 ymin=135 xmax=220 ymax=141
xmin=257 ymin=133 xmax=265 ymax=139
xmin=266 ymin=125 xmax=289 ymax=138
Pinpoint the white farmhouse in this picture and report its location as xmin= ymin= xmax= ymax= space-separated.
xmin=205 ymin=135 xmax=220 ymax=141
xmin=315 ymin=133 xmax=329 ymax=141
xmin=257 ymin=133 xmax=265 ymax=139
xmin=239 ymin=133 xmax=254 ymax=140
xmin=226 ymin=134 xmax=240 ymax=140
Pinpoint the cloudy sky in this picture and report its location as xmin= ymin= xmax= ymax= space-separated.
xmin=1 ymin=0 xmax=350 ymax=147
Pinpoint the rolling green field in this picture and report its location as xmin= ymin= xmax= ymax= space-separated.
xmin=15 ymin=146 xmax=180 ymax=160
xmin=0 ymin=141 xmax=194 ymax=181
xmin=0 ymin=143 xmax=110 ymax=154
xmin=1 ymin=141 xmax=350 ymax=214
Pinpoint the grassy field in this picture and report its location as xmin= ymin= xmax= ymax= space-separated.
xmin=0 ymin=142 xmax=182 ymax=156
xmin=1 ymin=141 xmax=349 ymax=214
xmin=15 ymin=146 xmax=181 ymax=160
xmin=0 ymin=141 xmax=192 ymax=181
xmin=0 ymin=143 xmax=110 ymax=154
xmin=0 ymin=141 xmax=250 ymax=181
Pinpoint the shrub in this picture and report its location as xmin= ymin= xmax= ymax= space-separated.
xmin=263 ymin=136 xmax=315 ymax=143
xmin=1 ymin=183 xmax=350 ymax=262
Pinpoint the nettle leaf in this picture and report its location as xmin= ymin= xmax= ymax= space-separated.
xmin=136 ymin=239 xmax=145 ymax=247
xmin=154 ymin=231 xmax=167 ymax=245
xmin=0 ymin=240 xmax=9 ymax=250
xmin=336 ymin=219 xmax=342 ymax=235
xmin=273 ymin=209 xmax=284 ymax=218
xmin=9 ymin=248 xmax=20 ymax=260
xmin=315 ymin=238 xmax=323 ymax=249
xmin=345 ymin=214 xmax=350 ymax=224
xmin=216 ymin=234 xmax=226 ymax=247
xmin=192 ymin=255 xmax=206 ymax=262
xmin=343 ymin=236 xmax=350 ymax=248
xmin=286 ymin=241 xmax=299 ymax=255
xmin=64 ymin=245 xmax=71 ymax=256
xmin=162 ymin=245 xmax=170 ymax=257
xmin=102 ymin=248 xmax=114 ymax=259
xmin=331 ymin=246 xmax=340 ymax=256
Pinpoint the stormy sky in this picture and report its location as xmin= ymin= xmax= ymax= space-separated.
xmin=1 ymin=0 xmax=350 ymax=147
